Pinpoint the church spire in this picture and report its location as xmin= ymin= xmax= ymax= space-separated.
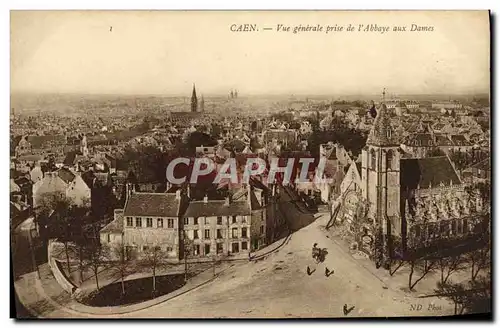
xmin=200 ymin=94 xmax=205 ymax=112
xmin=191 ymin=84 xmax=198 ymax=112
xmin=366 ymin=88 xmax=398 ymax=146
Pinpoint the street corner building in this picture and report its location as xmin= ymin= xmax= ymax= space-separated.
xmin=100 ymin=183 xmax=269 ymax=262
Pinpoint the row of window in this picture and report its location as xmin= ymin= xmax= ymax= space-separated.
xmin=413 ymin=218 xmax=471 ymax=239
xmin=126 ymin=245 xmax=174 ymax=253
xmin=369 ymin=149 xmax=394 ymax=170
xmin=190 ymin=241 xmax=248 ymax=256
xmin=126 ymin=217 xmax=175 ymax=228
xmin=184 ymin=216 xmax=247 ymax=226
xmin=189 ymin=227 xmax=248 ymax=240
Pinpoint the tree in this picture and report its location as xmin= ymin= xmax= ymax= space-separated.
xmin=141 ymin=245 xmax=169 ymax=297
xmin=434 ymin=276 xmax=491 ymax=315
xmin=434 ymin=281 xmax=468 ymax=315
xmin=408 ymin=258 xmax=435 ymax=291
xmin=467 ymin=247 xmax=490 ymax=282
xmin=438 ymin=255 xmax=465 ymax=285
xmin=84 ymin=240 xmax=107 ymax=291
xmin=109 ymin=241 xmax=136 ymax=296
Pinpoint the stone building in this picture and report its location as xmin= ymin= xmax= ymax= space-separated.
xmin=182 ymin=184 xmax=267 ymax=258
xmin=119 ymin=189 xmax=188 ymax=260
xmin=334 ymin=101 xmax=485 ymax=266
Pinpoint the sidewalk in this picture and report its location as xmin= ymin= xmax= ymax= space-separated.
xmin=15 ymin=258 xmax=238 ymax=318
xmin=321 ymin=224 xmax=483 ymax=298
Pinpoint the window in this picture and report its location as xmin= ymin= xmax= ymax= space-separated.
xmin=136 ymin=217 xmax=142 ymax=227
xmin=427 ymin=224 xmax=434 ymax=239
xmin=194 ymin=245 xmax=200 ymax=256
xmin=167 ymin=246 xmax=173 ymax=252
xmin=205 ymin=244 xmax=211 ymax=255
xmin=217 ymin=229 xmax=223 ymax=239
xmin=194 ymin=217 xmax=199 ymax=225
xmin=184 ymin=217 xmax=189 ymax=225
xmin=217 ymin=243 xmax=223 ymax=254
xmin=194 ymin=230 xmax=199 ymax=239
xmin=154 ymin=246 xmax=161 ymax=251
xmin=157 ymin=218 xmax=164 ymax=228
xmin=242 ymin=241 xmax=248 ymax=250
xmin=143 ymin=245 xmax=149 ymax=252
xmin=387 ymin=128 xmax=392 ymax=139
xmin=146 ymin=218 xmax=153 ymax=227
xmin=242 ymin=227 xmax=248 ymax=238
xmin=232 ymin=228 xmax=238 ymax=238
xmin=260 ymin=225 xmax=264 ymax=234
xmin=205 ymin=229 xmax=210 ymax=239
xmin=370 ymin=149 xmax=376 ymax=170
xmin=232 ymin=216 xmax=237 ymax=224
xmin=440 ymin=221 xmax=449 ymax=236
xmin=107 ymin=234 xmax=110 ymax=242
xmin=217 ymin=216 xmax=223 ymax=225
xmin=457 ymin=220 xmax=463 ymax=234
xmin=415 ymin=225 xmax=421 ymax=238
xmin=204 ymin=217 xmax=209 ymax=224
xmin=463 ymin=219 xmax=469 ymax=234
xmin=242 ymin=216 xmax=247 ymax=223
xmin=451 ymin=220 xmax=457 ymax=235
xmin=386 ymin=150 xmax=393 ymax=170
xmin=231 ymin=242 xmax=239 ymax=253
xmin=167 ymin=219 xmax=174 ymax=228
xmin=126 ymin=217 xmax=133 ymax=227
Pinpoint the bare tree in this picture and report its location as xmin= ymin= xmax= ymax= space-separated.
xmin=84 ymin=240 xmax=107 ymax=291
xmin=434 ymin=281 xmax=467 ymax=315
xmin=109 ymin=241 xmax=136 ymax=296
xmin=408 ymin=258 xmax=435 ymax=291
xmin=438 ymin=255 xmax=465 ymax=285
xmin=141 ymin=245 xmax=168 ymax=297
xmin=467 ymin=247 xmax=490 ymax=282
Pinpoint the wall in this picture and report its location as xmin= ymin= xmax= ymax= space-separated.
xmin=123 ymin=215 xmax=179 ymax=259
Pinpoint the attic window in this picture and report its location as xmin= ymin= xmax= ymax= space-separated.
xmin=387 ymin=129 xmax=392 ymax=139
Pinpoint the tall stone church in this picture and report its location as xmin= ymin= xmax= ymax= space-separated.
xmin=337 ymin=97 xmax=486 ymax=267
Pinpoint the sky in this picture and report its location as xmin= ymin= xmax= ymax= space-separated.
xmin=10 ymin=11 xmax=490 ymax=96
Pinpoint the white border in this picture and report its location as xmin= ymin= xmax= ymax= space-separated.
xmin=2 ymin=1 xmax=498 ymax=328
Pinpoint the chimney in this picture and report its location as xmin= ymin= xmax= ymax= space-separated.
xmin=176 ymin=189 xmax=181 ymax=200
xmin=203 ymin=194 xmax=208 ymax=203
xmin=224 ymin=196 xmax=230 ymax=206
xmin=126 ymin=183 xmax=134 ymax=197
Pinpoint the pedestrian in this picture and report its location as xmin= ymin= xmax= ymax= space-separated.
xmin=325 ymin=267 xmax=333 ymax=277
xmin=307 ymin=266 xmax=314 ymax=276
xmin=343 ymin=304 xmax=348 ymax=315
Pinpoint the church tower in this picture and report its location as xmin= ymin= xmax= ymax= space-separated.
xmin=361 ymin=89 xmax=401 ymax=264
xmin=200 ymin=95 xmax=205 ymax=112
xmin=191 ymin=84 xmax=198 ymax=112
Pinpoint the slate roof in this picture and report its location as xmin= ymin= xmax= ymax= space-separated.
xmin=57 ymin=168 xmax=76 ymax=184
xmin=184 ymin=200 xmax=251 ymax=218
xmin=100 ymin=216 xmax=124 ymax=234
xmin=400 ymin=156 xmax=461 ymax=190
xmin=123 ymin=193 xmax=180 ymax=217
xmin=434 ymin=134 xmax=454 ymax=146
xmin=451 ymin=135 xmax=472 ymax=146
xmin=403 ymin=133 xmax=434 ymax=147
xmin=63 ymin=152 xmax=78 ymax=166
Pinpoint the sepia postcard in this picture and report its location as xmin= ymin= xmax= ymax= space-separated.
xmin=10 ymin=10 xmax=491 ymax=319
